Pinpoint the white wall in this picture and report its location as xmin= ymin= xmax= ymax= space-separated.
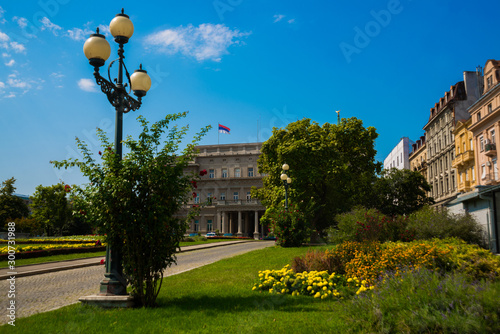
xmin=383 ymin=137 xmax=412 ymax=170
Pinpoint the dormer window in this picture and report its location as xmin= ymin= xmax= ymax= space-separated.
xmin=487 ymin=75 xmax=493 ymax=89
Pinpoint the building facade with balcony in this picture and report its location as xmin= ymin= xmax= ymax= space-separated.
xmin=468 ymin=60 xmax=500 ymax=186
xmin=179 ymin=143 xmax=266 ymax=239
xmin=409 ymin=135 xmax=427 ymax=176
xmin=451 ymin=119 xmax=476 ymax=193
xmin=423 ymin=71 xmax=483 ymax=207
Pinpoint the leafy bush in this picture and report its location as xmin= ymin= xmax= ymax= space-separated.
xmin=343 ymin=269 xmax=500 ymax=333
xmin=407 ymin=206 xmax=487 ymax=247
xmin=329 ymin=207 xmax=414 ymax=244
xmin=291 ymin=238 xmax=500 ymax=285
xmin=266 ymin=203 xmax=310 ymax=247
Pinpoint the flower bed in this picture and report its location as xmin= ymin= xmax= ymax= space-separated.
xmin=0 ymin=245 xmax=106 ymax=260
xmin=253 ymin=238 xmax=500 ymax=299
xmin=0 ymin=235 xmax=103 ymax=244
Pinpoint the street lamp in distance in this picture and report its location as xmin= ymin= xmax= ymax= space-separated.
xmin=280 ymin=164 xmax=292 ymax=210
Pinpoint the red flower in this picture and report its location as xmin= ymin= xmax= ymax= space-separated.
xmin=200 ymin=169 xmax=207 ymax=176
xmin=64 ymin=184 xmax=71 ymax=192
xmin=193 ymin=192 xmax=197 ymax=198
xmin=99 ymin=151 xmax=102 ymax=156
xmin=100 ymin=259 xmax=105 ymax=265
xmin=191 ymin=180 xmax=198 ymax=188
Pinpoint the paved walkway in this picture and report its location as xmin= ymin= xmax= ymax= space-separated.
xmin=0 ymin=240 xmax=275 ymax=325
xmin=0 ymin=240 xmax=254 ymax=280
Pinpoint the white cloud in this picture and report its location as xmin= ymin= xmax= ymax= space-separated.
xmin=145 ymin=23 xmax=250 ymax=62
xmin=98 ymin=24 xmax=110 ymax=37
xmin=9 ymin=41 xmax=25 ymax=53
xmin=0 ymin=6 xmax=5 ymax=24
xmin=40 ymin=17 xmax=62 ymax=35
xmin=0 ymin=81 xmax=5 ymax=89
xmin=78 ymin=78 xmax=97 ymax=92
xmin=2 ymin=52 xmax=9 ymax=57
xmin=4 ymin=59 xmax=14 ymax=66
xmin=0 ymin=30 xmax=8 ymax=42
xmin=12 ymin=16 xmax=28 ymax=29
xmin=288 ymin=19 xmax=296 ymax=24
xmin=5 ymin=92 xmax=15 ymax=98
xmin=7 ymin=74 xmax=30 ymax=89
xmin=50 ymin=72 xmax=64 ymax=79
xmin=274 ymin=14 xmax=285 ymax=23
xmin=66 ymin=27 xmax=93 ymax=41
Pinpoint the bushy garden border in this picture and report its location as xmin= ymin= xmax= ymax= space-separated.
xmin=0 ymin=246 xmax=106 ymax=260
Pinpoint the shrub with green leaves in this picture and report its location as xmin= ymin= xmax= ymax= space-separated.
xmin=266 ymin=203 xmax=310 ymax=247
xmin=407 ymin=206 xmax=487 ymax=248
xmin=52 ymin=112 xmax=210 ymax=307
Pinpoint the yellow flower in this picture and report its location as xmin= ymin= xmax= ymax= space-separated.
xmin=314 ymin=292 xmax=321 ymax=298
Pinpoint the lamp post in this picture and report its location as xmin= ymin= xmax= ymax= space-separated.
xmin=83 ymin=9 xmax=151 ymax=297
xmin=280 ymin=163 xmax=292 ymax=210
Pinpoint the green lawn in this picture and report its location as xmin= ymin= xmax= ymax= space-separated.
xmin=6 ymin=245 xmax=343 ymax=333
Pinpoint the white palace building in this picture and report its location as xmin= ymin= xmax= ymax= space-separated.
xmin=178 ymin=143 xmax=267 ymax=239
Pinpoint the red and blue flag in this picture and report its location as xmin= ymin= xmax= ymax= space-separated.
xmin=218 ymin=124 xmax=230 ymax=134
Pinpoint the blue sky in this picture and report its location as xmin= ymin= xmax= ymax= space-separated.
xmin=1 ymin=0 xmax=500 ymax=196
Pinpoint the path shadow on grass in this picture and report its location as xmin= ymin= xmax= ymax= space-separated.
xmin=155 ymin=293 xmax=333 ymax=314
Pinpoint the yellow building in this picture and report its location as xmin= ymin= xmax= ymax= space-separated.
xmin=452 ymin=119 xmax=476 ymax=193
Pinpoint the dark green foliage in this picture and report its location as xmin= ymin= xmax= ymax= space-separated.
xmin=0 ymin=177 xmax=29 ymax=226
xmin=252 ymin=118 xmax=381 ymax=235
xmin=407 ymin=206 xmax=487 ymax=248
xmin=373 ymin=167 xmax=434 ymax=216
xmin=266 ymin=203 xmax=310 ymax=247
xmin=30 ymin=183 xmax=71 ymax=236
xmin=343 ymin=269 xmax=500 ymax=333
xmin=52 ymin=112 xmax=210 ymax=307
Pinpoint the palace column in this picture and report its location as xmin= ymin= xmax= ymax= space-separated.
xmin=253 ymin=211 xmax=260 ymax=240
xmin=237 ymin=211 xmax=243 ymax=237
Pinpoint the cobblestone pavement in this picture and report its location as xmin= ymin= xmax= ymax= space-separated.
xmin=0 ymin=241 xmax=274 ymax=325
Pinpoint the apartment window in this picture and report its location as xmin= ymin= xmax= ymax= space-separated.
xmin=478 ymin=112 xmax=482 ymax=122
xmin=235 ymin=168 xmax=241 ymax=177
xmin=220 ymin=192 xmax=226 ymax=200
xmin=451 ymin=173 xmax=455 ymax=190
xmin=397 ymin=156 xmax=399 ymax=165
xmin=487 ymin=75 xmax=493 ymax=89
xmin=472 ymin=166 xmax=475 ymax=181
xmin=445 ymin=177 xmax=449 ymax=192
xmin=488 ymin=104 xmax=493 ymax=114
xmin=233 ymin=192 xmax=239 ymax=201
xmin=465 ymin=168 xmax=469 ymax=181
xmin=194 ymin=220 xmax=199 ymax=232
xmin=207 ymin=220 xmax=213 ymax=231
xmin=460 ymin=173 xmax=463 ymax=183
xmin=209 ymin=169 xmax=215 ymax=178
xmin=463 ymin=142 xmax=466 ymax=153
xmin=470 ymin=139 xmax=473 ymax=151
xmin=491 ymin=129 xmax=496 ymax=145
xmin=194 ymin=195 xmax=200 ymax=204
xmin=246 ymin=191 xmax=252 ymax=201
xmin=480 ymin=136 xmax=484 ymax=151
xmin=222 ymin=168 xmax=228 ymax=178
xmin=248 ymin=167 xmax=254 ymax=177
xmin=482 ymin=164 xmax=486 ymax=179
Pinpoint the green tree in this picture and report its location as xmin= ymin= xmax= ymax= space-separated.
xmin=30 ymin=183 xmax=70 ymax=236
xmin=374 ymin=168 xmax=434 ymax=216
xmin=52 ymin=112 xmax=210 ymax=307
xmin=0 ymin=177 xmax=29 ymax=226
xmin=252 ymin=118 xmax=381 ymax=236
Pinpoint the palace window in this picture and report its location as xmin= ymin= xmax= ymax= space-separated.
xmin=220 ymin=192 xmax=226 ymax=200
xmin=246 ymin=192 xmax=252 ymax=201
xmin=207 ymin=220 xmax=213 ymax=231
xmin=233 ymin=192 xmax=239 ymax=201
xmin=235 ymin=168 xmax=241 ymax=177
xmin=222 ymin=168 xmax=228 ymax=178
xmin=209 ymin=169 xmax=215 ymax=178
xmin=194 ymin=220 xmax=199 ymax=232
xmin=248 ymin=167 xmax=254 ymax=177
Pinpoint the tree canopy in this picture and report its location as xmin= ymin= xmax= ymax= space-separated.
xmin=373 ymin=168 xmax=434 ymax=216
xmin=0 ymin=177 xmax=29 ymax=227
xmin=30 ymin=183 xmax=70 ymax=236
xmin=252 ymin=117 xmax=381 ymax=234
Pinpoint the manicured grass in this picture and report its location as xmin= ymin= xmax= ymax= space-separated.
xmin=4 ymin=244 xmax=498 ymax=333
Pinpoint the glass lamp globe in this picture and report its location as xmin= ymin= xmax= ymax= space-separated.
xmin=282 ymin=163 xmax=289 ymax=171
xmin=83 ymin=28 xmax=110 ymax=68
xmin=130 ymin=64 xmax=151 ymax=98
xmin=110 ymin=8 xmax=134 ymax=43
xmin=280 ymin=173 xmax=288 ymax=181
xmin=287 ymin=177 xmax=292 ymax=184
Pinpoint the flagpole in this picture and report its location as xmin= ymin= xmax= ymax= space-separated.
xmin=218 ymin=123 xmax=219 ymax=145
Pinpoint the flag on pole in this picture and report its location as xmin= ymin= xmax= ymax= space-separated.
xmin=218 ymin=124 xmax=231 ymax=134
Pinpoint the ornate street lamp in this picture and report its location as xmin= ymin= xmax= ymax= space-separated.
xmin=83 ymin=9 xmax=151 ymax=297
xmin=280 ymin=163 xmax=292 ymax=210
